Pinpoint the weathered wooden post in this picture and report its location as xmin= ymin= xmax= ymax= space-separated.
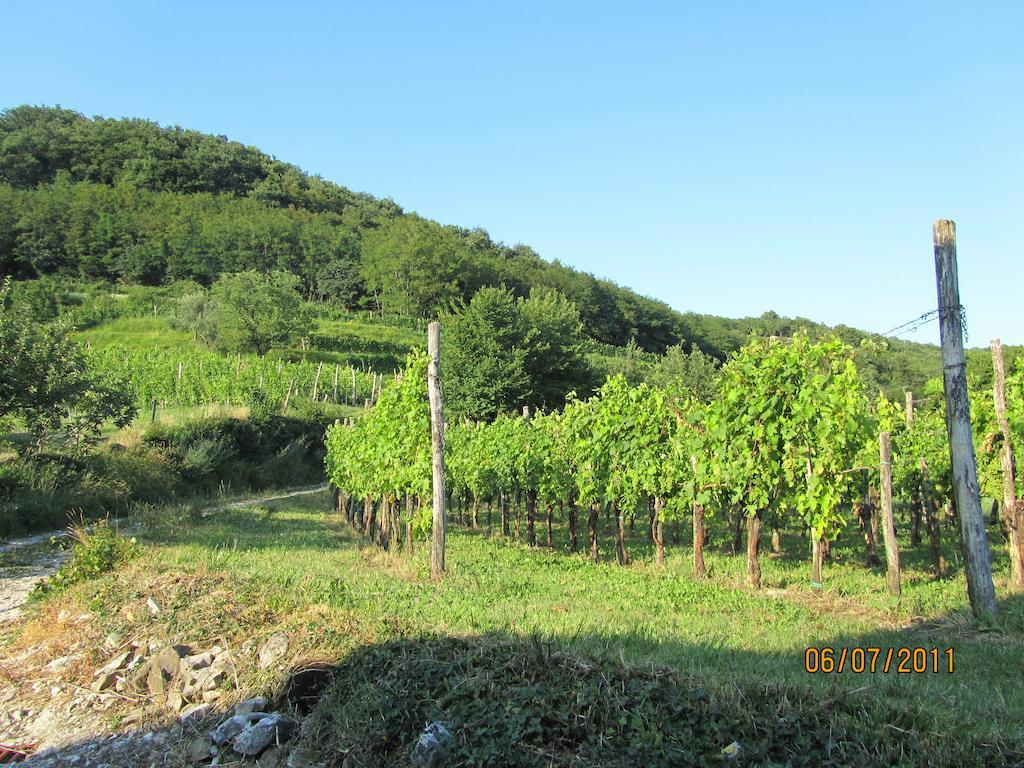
xmin=879 ymin=431 xmax=901 ymax=595
xmin=312 ymin=361 xmax=323 ymax=402
xmin=427 ymin=321 xmax=447 ymax=579
xmin=905 ymin=391 xmax=914 ymax=427
xmin=992 ymin=338 xmax=1023 ymax=591
xmin=691 ymin=455 xmax=707 ymax=578
xmin=933 ymin=219 xmax=997 ymax=615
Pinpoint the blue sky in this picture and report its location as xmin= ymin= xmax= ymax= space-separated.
xmin=2 ymin=1 xmax=1021 ymax=345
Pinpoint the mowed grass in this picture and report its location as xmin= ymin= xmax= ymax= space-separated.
xmin=75 ymin=316 xmax=194 ymax=350
xmin=123 ymin=492 xmax=1024 ymax=749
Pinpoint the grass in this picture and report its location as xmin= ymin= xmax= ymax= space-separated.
xmin=7 ymin=491 xmax=1020 ymax=765
xmin=74 ymin=316 xmax=194 ymax=351
xmin=74 ymin=313 xmax=422 ymax=371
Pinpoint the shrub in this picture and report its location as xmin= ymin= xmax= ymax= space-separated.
xmin=30 ymin=519 xmax=140 ymax=599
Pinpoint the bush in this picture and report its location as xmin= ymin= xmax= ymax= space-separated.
xmin=1 ymin=412 xmax=329 ymax=537
xmin=30 ymin=519 xmax=139 ymax=598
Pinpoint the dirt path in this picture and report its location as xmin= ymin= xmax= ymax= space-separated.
xmin=0 ymin=483 xmax=327 ymax=623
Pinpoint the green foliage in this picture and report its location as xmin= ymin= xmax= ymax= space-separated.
xmin=207 ymin=270 xmax=311 ymax=355
xmin=0 ymin=278 xmax=137 ymax=450
xmin=645 ymin=342 xmax=720 ymax=403
xmin=444 ymin=285 xmax=593 ymax=419
xmin=30 ymin=520 xmax=140 ymax=599
xmin=443 ymin=287 xmax=530 ymax=419
xmin=325 ymin=353 xmax=432 ymax=506
xmin=359 ymin=215 xmax=475 ymax=317
xmin=0 ymin=105 xmax=966 ymax=383
xmin=312 ymin=634 xmax=1008 ymax=768
xmin=709 ymin=333 xmax=871 ymax=539
xmin=972 ymin=358 xmax=1024 ymax=501
xmin=83 ymin=346 xmax=376 ymax=409
xmin=170 ymin=290 xmax=219 ymax=346
xmin=518 ymin=286 xmax=591 ymax=409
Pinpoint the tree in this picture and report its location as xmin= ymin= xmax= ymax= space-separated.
xmin=170 ymin=290 xmax=221 ymax=347
xmin=443 ymin=287 xmax=530 ymax=420
xmin=646 ymin=343 xmax=720 ymax=403
xmin=518 ymin=287 xmax=592 ymax=410
xmin=359 ymin=216 xmax=470 ymax=316
xmin=0 ymin=278 xmax=136 ymax=449
xmin=208 ymin=270 xmax=310 ymax=355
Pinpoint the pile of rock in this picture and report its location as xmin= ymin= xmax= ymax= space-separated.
xmin=91 ymin=639 xmax=234 ymax=711
xmin=187 ymin=698 xmax=305 ymax=766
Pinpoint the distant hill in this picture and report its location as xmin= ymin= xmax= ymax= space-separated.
xmin=0 ymin=104 xmax=963 ymax=393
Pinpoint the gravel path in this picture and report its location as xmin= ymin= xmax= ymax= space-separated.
xmin=0 ymin=484 xmax=327 ymax=624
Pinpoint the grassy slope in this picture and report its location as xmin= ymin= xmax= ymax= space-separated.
xmin=9 ymin=492 xmax=1019 ymax=765
xmin=74 ymin=314 xmax=423 ymax=371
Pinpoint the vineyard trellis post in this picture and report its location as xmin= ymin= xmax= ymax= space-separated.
xmin=879 ymin=431 xmax=901 ymax=595
xmin=992 ymin=338 xmax=1024 ymax=591
xmin=427 ymin=321 xmax=447 ymax=578
xmin=933 ymin=219 xmax=997 ymax=616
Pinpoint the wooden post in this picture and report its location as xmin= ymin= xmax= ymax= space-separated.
xmin=992 ymin=338 xmax=1024 ymax=591
xmin=920 ymin=458 xmax=945 ymax=578
xmin=312 ymin=361 xmax=323 ymax=402
xmin=333 ymin=364 xmax=339 ymax=402
xmin=905 ymin=391 xmax=914 ymax=427
xmin=351 ymin=367 xmax=357 ymax=403
xmin=934 ymin=219 xmax=997 ymax=616
xmin=150 ymin=399 xmax=157 ymax=423
xmin=691 ymin=455 xmax=707 ymax=578
xmin=427 ymin=322 xmax=447 ymax=579
xmin=879 ymin=431 xmax=901 ymax=596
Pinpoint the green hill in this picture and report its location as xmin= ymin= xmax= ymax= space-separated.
xmin=0 ymin=104 xmax=989 ymax=394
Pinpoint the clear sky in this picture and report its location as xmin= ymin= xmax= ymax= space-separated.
xmin=2 ymin=1 xmax=1021 ymax=345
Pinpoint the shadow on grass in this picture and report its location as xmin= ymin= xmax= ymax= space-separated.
xmin=16 ymin=604 xmax=1024 ymax=768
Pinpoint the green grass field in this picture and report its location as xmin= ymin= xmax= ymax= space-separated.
xmin=11 ymin=491 xmax=1019 ymax=765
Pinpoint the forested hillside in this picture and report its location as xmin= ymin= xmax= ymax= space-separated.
xmin=0 ymin=105 xmax=953 ymax=392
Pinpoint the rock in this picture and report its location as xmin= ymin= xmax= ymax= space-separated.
xmin=127 ymin=658 xmax=155 ymax=692
xmin=146 ymin=663 xmax=168 ymax=696
xmin=232 ymin=713 xmax=300 ymax=756
xmin=202 ymin=689 xmax=223 ymax=703
xmin=256 ymin=745 xmax=290 ymax=768
xmin=45 ymin=652 xmax=82 ymax=671
xmin=186 ymin=735 xmax=215 ymax=763
xmin=410 ymin=722 xmax=452 ymax=768
xmin=96 ymin=650 xmax=133 ymax=677
xmin=92 ymin=672 xmax=118 ymax=692
xmin=122 ymin=707 xmax=146 ymax=726
xmin=182 ymin=665 xmax=226 ymax=698
xmin=179 ymin=651 xmax=214 ymax=675
xmin=181 ymin=703 xmax=214 ymax=727
xmin=235 ymin=697 xmax=269 ymax=716
xmin=258 ymin=633 xmax=289 ymax=669
xmin=210 ymin=713 xmax=268 ymax=746
xmin=146 ymin=597 xmax=162 ymax=615
xmin=102 ymin=632 xmax=123 ymax=652
xmin=153 ymin=644 xmax=187 ymax=675
xmin=166 ymin=689 xmax=185 ymax=711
